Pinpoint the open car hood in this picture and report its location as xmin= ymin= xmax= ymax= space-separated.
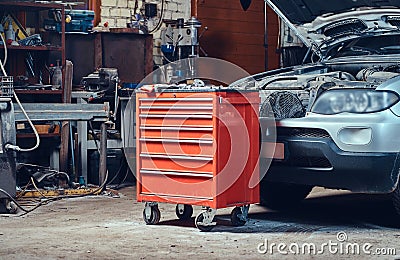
xmin=267 ymin=0 xmax=400 ymax=59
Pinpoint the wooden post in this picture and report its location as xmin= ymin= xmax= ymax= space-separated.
xmin=59 ymin=60 xmax=73 ymax=173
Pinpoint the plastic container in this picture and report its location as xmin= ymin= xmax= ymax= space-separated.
xmin=51 ymin=61 xmax=62 ymax=89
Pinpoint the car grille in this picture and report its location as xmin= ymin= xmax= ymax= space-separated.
xmin=323 ymin=19 xmax=367 ymax=37
xmin=277 ymin=127 xmax=331 ymax=139
xmin=387 ymin=16 xmax=400 ymax=27
xmin=274 ymin=156 xmax=332 ymax=169
xmin=289 ymin=156 xmax=332 ymax=168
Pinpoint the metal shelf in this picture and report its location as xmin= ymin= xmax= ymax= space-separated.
xmin=0 ymin=1 xmax=64 ymax=10
xmin=0 ymin=45 xmax=63 ymax=51
xmin=87 ymin=139 xmax=122 ymax=150
xmin=15 ymin=89 xmax=63 ymax=95
xmin=1 ymin=1 xmax=66 ymax=101
xmin=17 ymin=133 xmax=61 ymax=138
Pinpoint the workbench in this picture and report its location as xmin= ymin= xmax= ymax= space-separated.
xmin=71 ymin=91 xmax=124 ymax=183
xmin=14 ymin=102 xmax=110 ymax=184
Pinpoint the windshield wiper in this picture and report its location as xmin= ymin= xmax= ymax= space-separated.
xmin=348 ymin=46 xmax=382 ymax=55
xmin=380 ymin=45 xmax=400 ymax=50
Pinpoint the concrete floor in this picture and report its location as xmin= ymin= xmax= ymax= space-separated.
xmin=1 ymin=186 xmax=400 ymax=259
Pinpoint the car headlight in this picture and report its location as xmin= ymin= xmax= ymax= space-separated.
xmin=311 ymin=89 xmax=399 ymax=114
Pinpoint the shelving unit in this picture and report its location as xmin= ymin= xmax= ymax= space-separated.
xmin=0 ymin=1 xmax=71 ymax=172
xmin=0 ymin=1 xmax=66 ymax=102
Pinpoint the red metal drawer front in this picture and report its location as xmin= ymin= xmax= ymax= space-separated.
xmin=140 ymin=155 xmax=214 ymax=174
xmin=140 ymin=116 xmax=213 ymax=127
xmin=139 ymin=97 xmax=214 ymax=108
xmin=139 ymin=173 xmax=213 ymax=200
xmin=139 ymin=139 xmax=214 ymax=157
xmin=139 ymin=105 xmax=213 ymax=115
xmin=140 ymin=127 xmax=213 ymax=139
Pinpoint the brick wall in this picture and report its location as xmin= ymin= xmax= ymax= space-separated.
xmin=100 ymin=0 xmax=191 ymax=66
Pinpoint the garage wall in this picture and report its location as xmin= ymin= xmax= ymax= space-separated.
xmin=97 ymin=0 xmax=280 ymax=71
xmin=100 ymin=0 xmax=191 ymax=28
xmin=100 ymin=0 xmax=192 ymax=66
xmin=196 ymin=0 xmax=280 ymax=74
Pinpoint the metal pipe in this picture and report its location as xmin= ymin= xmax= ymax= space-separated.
xmin=74 ymin=132 xmax=79 ymax=183
xmin=69 ymin=123 xmax=75 ymax=181
xmin=191 ymin=0 xmax=198 ymax=17
xmin=99 ymin=123 xmax=107 ymax=189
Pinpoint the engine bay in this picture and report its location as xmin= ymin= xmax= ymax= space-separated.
xmin=258 ymin=62 xmax=400 ymax=118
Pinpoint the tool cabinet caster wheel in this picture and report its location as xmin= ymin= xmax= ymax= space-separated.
xmin=176 ymin=204 xmax=193 ymax=220
xmin=195 ymin=212 xmax=214 ymax=232
xmin=143 ymin=205 xmax=161 ymax=225
xmin=2 ymin=199 xmax=17 ymax=214
xmin=7 ymin=201 xmax=18 ymax=214
xmin=231 ymin=207 xmax=246 ymax=226
xmin=195 ymin=208 xmax=217 ymax=232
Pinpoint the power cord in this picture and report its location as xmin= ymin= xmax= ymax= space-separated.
xmin=8 ymin=92 xmax=40 ymax=152
xmin=0 ymin=165 xmax=109 ymax=216
xmin=0 ymin=32 xmax=110 ymax=216
xmin=148 ymin=0 xmax=164 ymax=33
xmin=0 ymin=28 xmax=7 ymax=67
xmin=0 ymin=33 xmax=7 ymax=76
xmin=0 ymin=32 xmax=40 ymax=152
xmin=88 ymin=121 xmax=131 ymax=190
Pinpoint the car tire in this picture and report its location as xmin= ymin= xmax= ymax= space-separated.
xmin=392 ymin=181 xmax=400 ymax=217
xmin=260 ymin=181 xmax=313 ymax=211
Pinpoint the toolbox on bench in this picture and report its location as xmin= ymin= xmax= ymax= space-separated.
xmin=44 ymin=10 xmax=94 ymax=33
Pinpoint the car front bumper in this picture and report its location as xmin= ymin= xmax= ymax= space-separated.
xmin=263 ymin=136 xmax=400 ymax=193
xmin=260 ymin=110 xmax=400 ymax=193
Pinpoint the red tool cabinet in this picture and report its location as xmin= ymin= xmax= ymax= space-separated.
xmin=136 ymin=89 xmax=260 ymax=231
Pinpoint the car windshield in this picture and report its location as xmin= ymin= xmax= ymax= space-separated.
xmin=329 ymin=34 xmax=400 ymax=58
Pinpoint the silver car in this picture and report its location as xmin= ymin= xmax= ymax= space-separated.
xmin=233 ymin=0 xmax=400 ymax=216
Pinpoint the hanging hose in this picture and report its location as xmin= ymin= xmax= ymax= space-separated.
xmin=0 ymin=33 xmax=7 ymax=72
xmin=0 ymin=32 xmax=40 ymax=152
xmin=0 ymin=31 xmax=112 ymax=216
xmin=10 ymin=93 xmax=41 ymax=152
xmin=148 ymin=0 xmax=164 ymax=33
